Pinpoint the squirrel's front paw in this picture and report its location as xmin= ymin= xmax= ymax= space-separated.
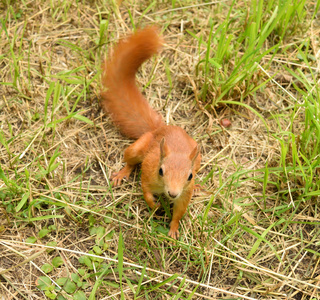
xmin=147 ymin=201 xmax=160 ymax=210
xmin=168 ymin=221 xmax=180 ymax=239
xmin=153 ymin=202 xmax=161 ymax=209
xmin=110 ymin=172 xmax=125 ymax=187
xmin=168 ymin=228 xmax=179 ymax=239
xmin=110 ymin=165 xmax=134 ymax=187
xmin=143 ymin=191 xmax=161 ymax=210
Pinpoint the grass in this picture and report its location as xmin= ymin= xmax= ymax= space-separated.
xmin=0 ymin=0 xmax=320 ymax=299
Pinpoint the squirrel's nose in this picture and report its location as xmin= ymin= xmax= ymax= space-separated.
xmin=168 ymin=191 xmax=178 ymax=199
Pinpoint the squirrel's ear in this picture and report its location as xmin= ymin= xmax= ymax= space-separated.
xmin=189 ymin=145 xmax=200 ymax=165
xmin=160 ymin=138 xmax=170 ymax=160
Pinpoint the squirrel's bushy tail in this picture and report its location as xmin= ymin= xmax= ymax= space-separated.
xmin=101 ymin=26 xmax=164 ymax=139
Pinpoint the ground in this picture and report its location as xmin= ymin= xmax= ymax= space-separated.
xmin=0 ymin=1 xmax=320 ymax=299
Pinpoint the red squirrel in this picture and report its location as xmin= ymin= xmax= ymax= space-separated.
xmin=100 ymin=27 xmax=201 ymax=239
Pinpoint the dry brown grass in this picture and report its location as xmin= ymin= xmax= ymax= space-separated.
xmin=0 ymin=0 xmax=320 ymax=299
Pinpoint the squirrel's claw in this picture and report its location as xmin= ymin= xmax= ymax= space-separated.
xmin=111 ymin=174 xmax=124 ymax=187
xmin=168 ymin=228 xmax=179 ymax=239
xmin=110 ymin=165 xmax=134 ymax=187
xmin=168 ymin=220 xmax=180 ymax=239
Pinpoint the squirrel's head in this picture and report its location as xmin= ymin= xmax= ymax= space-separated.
xmin=158 ymin=138 xmax=199 ymax=200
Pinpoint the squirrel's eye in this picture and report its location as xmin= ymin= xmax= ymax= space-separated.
xmin=159 ymin=168 xmax=163 ymax=176
xmin=188 ymin=173 xmax=193 ymax=181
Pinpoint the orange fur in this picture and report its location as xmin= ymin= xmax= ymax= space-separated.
xmin=101 ymin=26 xmax=164 ymax=139
xmin=100 ymin=27 xmax=201 ymax=239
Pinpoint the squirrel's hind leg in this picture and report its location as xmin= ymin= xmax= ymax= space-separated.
xmin=111 ymin=132 xmax=153 ymax=186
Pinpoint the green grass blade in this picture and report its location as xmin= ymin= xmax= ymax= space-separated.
xmin=118 ymin=231 xmax=124 ymax=300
